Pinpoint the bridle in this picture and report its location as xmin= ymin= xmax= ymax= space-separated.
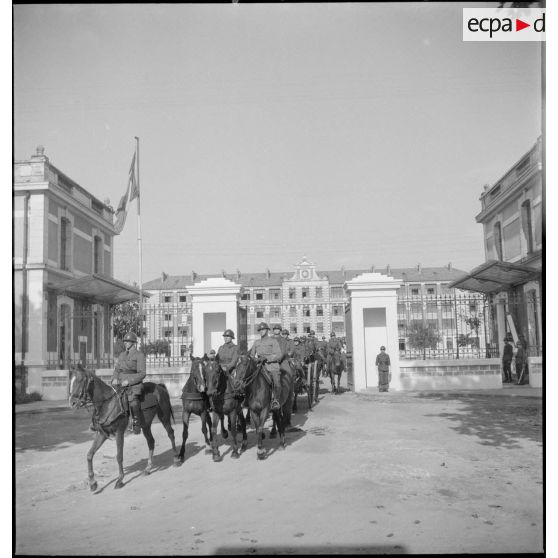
xmin=69 ymin=371 xmax=93 ymax=408
xmin=231 ymin=356 xmax=262 ymax=395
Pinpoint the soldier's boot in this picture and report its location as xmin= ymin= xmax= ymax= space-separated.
xmin=270 ymin=378 xmax=281 ymax=411
xmin=130 ymin=398 xmax=145 ymax=435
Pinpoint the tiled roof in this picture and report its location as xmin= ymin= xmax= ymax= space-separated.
xmin=143 ymin=266 xmax=467 ymax=291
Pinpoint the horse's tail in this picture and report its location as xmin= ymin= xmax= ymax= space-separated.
xmin=157 ymin=383 xmax=175 ymax=424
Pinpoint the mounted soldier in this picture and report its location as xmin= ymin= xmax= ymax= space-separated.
xmin=281 ymin=328 xmax=295 ymax=358
xmin=248 ymin=322 xmax=282 ymax=410
xmin=111 ymin=331 xmax=146 ymax=434
xmin=217 ymin=329 xmax=239 ymax=375
xmin=327 ymin=331 xmax=342 ymax=355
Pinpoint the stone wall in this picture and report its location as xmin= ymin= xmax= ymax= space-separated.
xmin=399 ymin=358 xmax=503 ymax=390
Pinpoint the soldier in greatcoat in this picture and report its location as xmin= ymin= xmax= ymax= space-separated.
xmin=502 ymin=338 xmax=514 ymax=383
xmin=375 ymin=346 xmax=391 ymax=392
xmin=111 ymin=331 xmax=146 ymax=434
xmin=217 ymin=329 xmax=239 ymax=375
xmin=249 ymin=322 xmax=283 ymax=410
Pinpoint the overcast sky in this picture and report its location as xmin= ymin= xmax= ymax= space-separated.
xmin=13 ymin=2 xmax=542 ymax=284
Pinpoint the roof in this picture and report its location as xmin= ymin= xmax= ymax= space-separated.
xmin=48 ymin=274 xmax=147 ymax=304
xmin=143 ymin=266 xmax=467 ymax=291
xmin=448 ymin=260 xmax=540 ymax=294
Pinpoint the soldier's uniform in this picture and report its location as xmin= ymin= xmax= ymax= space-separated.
xmin=249 ymin=323 xmax=283 ymax=409
xmin=282 ymin=329 xmax=295 ymax=358
xmin=217 ymin=329 xmax=239 ymax=374
xmin=327 ymin=334 xmax=342 ymax=355
xmin=375 ymin=347 xmax=391 ymax=392
xmin=112 ymin=332 xmax=146 ymax=432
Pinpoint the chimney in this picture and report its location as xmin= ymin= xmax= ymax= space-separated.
xmin=448 ymin=262 xmax=452 ymax=271
xmin=370 ymin=264 xmax=375 ymax=273
xmin=417 ymin=263 xmax=422 ymax=273
xmin=221 ymin=269 xmax=226 ymax=278
xmin=341 ymin=265 xmax=345 ymax=278
xmin=236 ymin=269 xmax=241 ymax=281
xmin=191 ymin=270 xmax=197 ymax=281
xmin=266 ymin=268 xmax=271 ymax=279
xmin=161 ymin=271 xmax=168 ymax=283
xmin=386 ymin=264 xmax=391 ymax=275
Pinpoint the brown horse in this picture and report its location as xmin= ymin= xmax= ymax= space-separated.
xmin=233 ymin=355 xmax=293 ymax=460
xmin=179 ymin=358 xmax=213 ymax=462
xmin=68 ymin=364 xmax=179 ymax=492
xmin=326 ymin=351 xmax=345 ymax=394
xmin=204 ymin=359 xmax=248 ymax=461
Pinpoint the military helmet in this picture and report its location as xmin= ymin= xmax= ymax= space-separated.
xmin=209 ymin=349 xmax=216 ymax=355
xmin=282 ymin=329 xmax=289 ymax=335
xmin=272 ymin=324 xmax=282 ymax=331
xmin=330 ymin=332 xmax=336 ymax=337
xmin=322 ymin=336 xmax=326 ymax=340
xmin=380 ymin=346 xmax=386 ymax=350
xmin=294 ymin=337 xmax=300 ymax=342
xmin=123 ymin=332 xmax=138 ymax=343
xmin=223 ymin=329 xmax=235 ymax=339
xmin=257 ymin=322 xmax=270 ymax=331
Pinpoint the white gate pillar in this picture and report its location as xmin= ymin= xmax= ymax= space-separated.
xmin=344 ymin=272 xmax=403 ymax=392
xmin=187 ymin=277 xmax=242 ymax=358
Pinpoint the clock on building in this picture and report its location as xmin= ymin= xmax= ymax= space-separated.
xmin=301 ymin=269 xmax=310 ymax=280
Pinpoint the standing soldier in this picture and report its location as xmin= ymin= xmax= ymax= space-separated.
xmin=502 ymin=338 xmax=514 ymax=383
xmin=375 ymin=346 xmax=391 ymax=392
xmin=249 ymin=322 xmax=283 ymax=410
xmin=111 ymin=331 xmax=146 ymax=434
xmin=217 ymin=329 xmax=239 ymax=375
xmin=515 ymin=341 xmax=527 ymax=385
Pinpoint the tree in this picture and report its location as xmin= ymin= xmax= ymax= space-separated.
xmin=407 ymin=322 xmax=441 ymax=359
xmin=111 ymin=301 xmax=141 ymax=355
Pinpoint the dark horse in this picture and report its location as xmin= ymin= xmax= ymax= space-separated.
xmin=292 ymin=360 xmax=312 ymax=413
xmin=233 ymin=355 xmax=293 ymax=460
xmin=204 ymin=359 xmax=248 ymax=461
xmin=68 ymin=364 xmax=179 ymax=491
xmin=179 ymin=357 xmax=214 ymax=462
xmin=326 ymin=351 xmax=345 ymax=394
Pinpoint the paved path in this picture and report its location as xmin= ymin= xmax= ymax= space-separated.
xmin=15 ymin=386 xmax=543 ymax=555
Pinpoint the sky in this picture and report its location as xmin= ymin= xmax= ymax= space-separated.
xmin=13 ymin=2 xmax=543 ymax=284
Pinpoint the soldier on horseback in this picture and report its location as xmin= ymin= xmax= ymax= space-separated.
xmin=281 ymin=328 xmax=295 ymax=358
xmin=327 ymin=331 xmax=342 ymax=355
xmin=217 ymin=329 xmax=239 ymax=375
xmin=111 ymin=331 xmax=146 ymax=434
xmin=249 ymin=322 xmax=283 ymax=410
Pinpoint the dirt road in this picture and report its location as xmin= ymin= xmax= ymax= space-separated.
xmin=15 ymin=389 xmax=543 ymax=555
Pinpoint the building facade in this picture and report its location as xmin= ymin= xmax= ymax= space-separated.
xmin=14 ymin=146 xmax=140 ymax=394
xmin=142 ymin=257 xmax=482 ymax=362
xmin=450 ymin=137 xmax=543 ymax=358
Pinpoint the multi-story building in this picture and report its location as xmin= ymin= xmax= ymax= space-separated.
xmin=14 ymin=146 xmax=140 ymax=394
xmin=142 ymin=257 xmax=480 ymax=362
xmin=450 ymin=137 xmax=543 ymax=357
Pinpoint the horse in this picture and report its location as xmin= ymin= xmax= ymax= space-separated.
xmin=326 ymin=350 xmax=345 ymax=394
xmin=179 ymin=357 xmax=214 ymax=462
xmin=233 ymin=355 xmax=293 ymax=459
xmin=311 ymin=345 xmax=328 ymax=403
xmin=68 ymin=364 xmax=179 ymax=492
xmin=292 ymin=360 xmax=312 ymax=413
xmin=204 ymin=359 xmax=248 ymax=461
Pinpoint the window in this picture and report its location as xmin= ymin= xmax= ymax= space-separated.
xmin=163 ymin=293 xmax=172 ymax=303
xmin=302 ymin=288 xmax=309 ymax=299
xmin=521 ymin=200 xmax=534 ymax=254
xmin=330 ymin=287 xmax=343 ymax=299
xmin=469 ymin=303 xmax=477 ymax=313
xmin=241 ymin=293 xmax=250 ymax=301
xmin=270 ymin=289 xmax=281 ymax=300
xmin=289 ymin=288 xmax=296 ymax=299
xmin=332 ymin=322 xmax=344 ymax=334
xmin=410 ymin=302 xmax=422 ymax=315
xmin=332 ymin=305 xmax=343 ymax=317
xmin=178 ymin=326 xmax=188 ymax=336
xmin=290 ymin=324 xmax=297 ymax=334
xmin=316 ymin=305 xmax=323 ymax=317
xmin=411 ymin=286 xmax=420 ymax=296
xmin=446 ymin=338 xmax=454 ymax=350
xmin=442 ymin=318 xmax=456 ymax=329
xmin=271 ymin=308 xmax=281 ymax=319
xmin=164 ymin=330 xmax=172 ymax=338
xmin=93 ymin=236 xmax=103 ymax=274
xmin=503 ymin=219 xmax=521 ymax=259
xmin=303 ymin=324 xmax=311 ymax=334
xmin=164 ymin=313 xmax=172 ymax=321
xmin=180 ymin=344 xmax=188 ymax=356
xmin=255 ymin=290 xmax=264 ymax=300
xmin=60 ymin=217 xmax=70 ymax=271
xmin=303 ymin=306 xmax=311 ymax=317
xmin=426 ymin=302 xmax=437 ymax=314
xmin=289 ymin=306 xmax=296 ymax=317
xmin=493 ymin=222 xmax=503 ymax=261
xmin=426 ymin=286 xmax=436 ymax=295
xmin=256 ymin=309 xmax=264 ymax=319
xmin=399 ymin=339 xmax=406 ymax=351
xmin=317 ymin=322 xmax=324 ymax=333
xmin=315 ymin=287 xmax=323 ymax=299
xmin=179 ymin=294 xmax=187 ymax=303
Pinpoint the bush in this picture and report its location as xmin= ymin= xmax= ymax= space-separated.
xmin=15 ymin=391 xmax=43 ymax=404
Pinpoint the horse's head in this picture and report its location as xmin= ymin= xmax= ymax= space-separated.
xmin=230 ymin=354 xmax=255 ymax=395
xmin=189 ymin=358 xmax=207 ymax=393
xmin=204 ymin=359 xmax=223 ymax=397
xmin=68 ymin=363 xmax=93 ymax=408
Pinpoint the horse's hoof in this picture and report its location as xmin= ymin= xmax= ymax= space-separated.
xmin=222 ymin=431 xmax=229 ymax=439
xmin=115 ymin=480 xmax=124 ymax=489
xmin=241 ymin=442 xmax=248 ymax=451
xmin=174 ymin=459 xmax=181 ymax=467
xmin=257 ymin=451 xmax=266 ymax=460
xmin=89 ymin=482 xmax=98 ymax=492
xmin=213 ymin=454 xmax=221 ymax=462
xmin=143 ymin=468 xmax=151 ymax=476
xmin=231 ymin=452 xmax=240 ymax=459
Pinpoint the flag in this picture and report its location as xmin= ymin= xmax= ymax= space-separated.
xmin=128 ymin=152 xmax=139 ymax=202
xmin=113 ymin=183 xmax=130 ymax=234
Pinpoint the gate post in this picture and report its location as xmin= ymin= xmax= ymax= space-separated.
xmin=344 ymin=272 xmax=402 ymax=392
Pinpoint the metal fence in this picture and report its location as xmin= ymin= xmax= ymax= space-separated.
xmin=397 ymin=293 xmax=497 ymax=360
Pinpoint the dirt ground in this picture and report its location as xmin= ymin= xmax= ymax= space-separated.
xmin=15 ymin=387 xmax=543 ymax=555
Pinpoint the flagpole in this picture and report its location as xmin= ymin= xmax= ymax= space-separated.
xmin=135 ymin=136 xmax=144 ymax=348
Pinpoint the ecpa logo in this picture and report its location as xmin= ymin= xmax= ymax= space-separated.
xmin=463 ymin=8 xmax=545 ymax=41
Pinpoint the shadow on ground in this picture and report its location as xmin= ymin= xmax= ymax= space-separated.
xmin=417 ymin=393 xmax=542 ymax=449
xmin=214 ymin=544 xmax=407 ymax=555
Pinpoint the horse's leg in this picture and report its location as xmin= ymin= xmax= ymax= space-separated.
xmin=142 ymin=424 xmax=155 ymax=475
xmin=87 ymin=431 xmax=107 ymax=492
xmin=228 ymin=408 xmax=240 ymax=459
xmin=201 ymin=409 xmax=212 ymax=450
xmin=239 ymin=405 xmax=248 ymax=452
xmin=253 ymin=410 xmax=266 ymax=460
xmin=270 ymin=414 xmax=277 ymax=438
xmin=276 ymin=408 xmax=286 ymax=450
xmin=158 ymin=407 xmax=180 ymax=466
xmin=292 ymin=390 xmax=298 ymax=413
xmin=220 ymin=414 xmax=229 ymax=439
xmin=179 ymin=410 xmax=190 ymax=462
xmin=210 ymin=411 xmax=221 ymax=462
xmin=114 ymin=426 xmax=126 ymax=489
